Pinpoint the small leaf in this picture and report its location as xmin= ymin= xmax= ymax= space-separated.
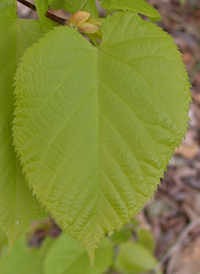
xmin=180 ymin=0 xmax=186 ymax=5
xmin=111 ymin=228 xmax=133 ymax=244
xmin=44 ymin=234 xmax=114 ymax=274
xmin=49 ymin=0 xmax=99 ymax=17
xmin=137 ymin=228 xmax=155 ymax=253
xmin=48 ymin=0 xmax=66 ymax=10
xmin=100 ymin=0 xmax=161 ymax=21
xmin=0 ymin=1 xmax=56 ymax=252
xmin=34 ymin=0 xmax=54 ymax=33
xmin=13 ymin=11 xmax=191 ymax=262
xmin=33 ymin=0 xmax=48 ymax=23
xmin=0 ymin=237 xmax=54 ymax=274
xmin=114 ymin=242 xmax=157 ymax=274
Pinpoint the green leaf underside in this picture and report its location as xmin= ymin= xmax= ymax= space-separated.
xmin=100 ymin=0 xmax=161 ymax=21
xmin=0 ymin=1 xmax=56 ymax=251
xmin=14 ymin=11 xmax=191 ymax=262
xmin=44 ymin=234 xmax=113 ymax=274
xmin=114 ymin=242 xmax=157 ymax=273
xmin=48 ymin=0 xmax=99 ymax=17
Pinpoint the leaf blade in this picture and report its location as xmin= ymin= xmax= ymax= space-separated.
xmin=0 ymin=1 xmax=56 ymax=251
xmin=34 ymin=0 xmax=48 ymax=22
xmin=49 ymin=0 xmax=99 ymax=17
xmin=114 ymin=242 xmax=157 ymax=273
xmin=137 ymin=228 xmax=155 ymax=253
xmin=0 ymin=237 xmax=54 ymax=274
xmin=33 ymin=0 xmax=51 ymax=32
xmin=44 ymin=234 xmax=113 ymax=274
xmin=100 ymin=0 xmax=161 ymax=21
xmin=13 ymin=12 xmax=191 ymax=262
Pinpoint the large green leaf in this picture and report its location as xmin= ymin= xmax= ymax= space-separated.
xmin=49 ymin=0 xmax=99 ymax=17
xmin=13 ymin=11 xmax=191 ymax=262
xmin=44 ymin=234 xmax=113 ymax=274
xmin=0 ymin=1 xmax=56 ymax=251
xmin=114 ymin=242 xmax=157 ymax=273
xmin=100 ymin=0 xmax=161 ymax=21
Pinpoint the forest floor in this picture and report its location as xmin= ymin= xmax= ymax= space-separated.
xmin=137 ymin=1 xmax=200 ymax=273
xmin=17 ymin=1 xmax=200 ymax=273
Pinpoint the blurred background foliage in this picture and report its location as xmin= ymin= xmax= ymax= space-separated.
xmin=1 ymin=0 xmax=200 ymax=273
xmin=0 ymin=216 xmax=162 ymax=274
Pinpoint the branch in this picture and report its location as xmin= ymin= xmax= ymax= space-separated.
xmin=17 ymin=0 xmax=68 ymax=26
xmin=17 ymin=0 xmax=98 ymax=47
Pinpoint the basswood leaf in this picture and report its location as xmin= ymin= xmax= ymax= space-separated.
xmin=111 ymin=228 xmax=133 ymax=244
xmin=34 ymin=0 xmax=48 ymax=23
xmin=114 ymin=242 xmax=157 ymax=273
xmin=48 ymin=0 xmax=65 ymax=10
xmin=44 ymin=234 xmax=113 ymax=274
xmin=13 ymin=11 xmax=191 ymax=262
xmin=77 ymin=0 xmax=99 ymax=17
xmin=0 ymin=1 xmax=55 ymax=252
xmin=100 ymin=0 xmax=161 ymax=21
xmin=33 ymin=0 xmax=55 ymax=33
xmin=0 ymin=237 xmax=54 ymax=274
xmin=49 ymin=0 xmax=99 ymax=17
xmin=137 ymin=228 xmax=155 ymax=253
xmin=0 ymin=234 xmax=113 ymax=274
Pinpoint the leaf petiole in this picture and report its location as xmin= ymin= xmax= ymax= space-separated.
xmin=85 ymin=33 xmax=99 ymax=47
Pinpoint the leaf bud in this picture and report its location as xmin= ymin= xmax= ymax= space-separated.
xmin=70 ymin=11 xmax=91 ymax=27
xmin=78 ymin=22 xmax=100 ymax=34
